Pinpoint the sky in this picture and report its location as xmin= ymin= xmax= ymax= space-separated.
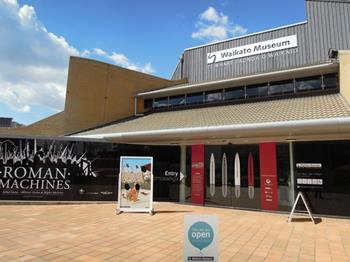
xmin=0 ymin=0 xmax=306 ymax=125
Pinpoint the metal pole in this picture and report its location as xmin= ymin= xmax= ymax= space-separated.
xmin=289 ymin=142 xmax=295 ymax=205
xmin=179 ymin=145 xmax=186 ymax=202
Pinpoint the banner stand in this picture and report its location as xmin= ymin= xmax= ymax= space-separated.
xmin=287 ymin=191 xmax=315 ymax=224
xmin=116 ymin=156 xmax=154 ymax=216
xmin=116 ymin=209 xmax=154 ymax=216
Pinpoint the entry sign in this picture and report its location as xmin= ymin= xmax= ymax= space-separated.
xmin=184 ymin=215 xmax=218 ymax=261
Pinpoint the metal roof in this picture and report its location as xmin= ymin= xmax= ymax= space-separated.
xmin=73 ymin=93 xmax=350 ymax=144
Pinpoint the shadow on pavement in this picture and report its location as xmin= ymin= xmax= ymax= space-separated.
xmin=290 ymin=217 xmax=322 ymax=224
xmin=154 ymin=210 xmax=192 ymax=214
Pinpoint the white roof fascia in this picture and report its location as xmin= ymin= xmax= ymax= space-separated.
xmin=137 ymin=62 xmax=338 ymax=98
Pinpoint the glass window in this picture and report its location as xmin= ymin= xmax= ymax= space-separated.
xmin=246 ymin=84 xmax=268 ymax=98
xmin=144 ymin=99 xmax=153 ymax=109
xmin=186 ymin=92 xmax=203 ymax=105
xmin=205 ymin=90 xmax=222 ymax=103
xmin=269 ymin=80 xmax=294 ymax=95
xmin=225 ymin=87 xmax=245 ymax=100
xmin=153 ymin=97 xmax=169 ymax=108
xmin=295 ymin=76 xmax=322 ymax=92
xmin=169 ymin=95 xmax=186 ymax=107
xmin=323 ymin=74 xmax=338 ymax=89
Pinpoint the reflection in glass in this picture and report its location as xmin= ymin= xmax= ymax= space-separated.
xmin=205 ymin=90 xmax=222 ymax=103
xmin=153 ymin=97 xmax=169 ymax=108
xmin=187 ymin=92 xmax=203 ymax=105
xmin=323 ymin=74 xmax=338 ymax=89
xmin=246 ymin=84 xmax=268 ymax=98
xmin=169 ymin=95 xmax=186 ymax=107
xmin=295 ymin=76 xmax=322 ymax=92
xmin=225 ymin=87 xmax=245 ymax=100
xmin=269 ymin=80 xmax=294 ymax=95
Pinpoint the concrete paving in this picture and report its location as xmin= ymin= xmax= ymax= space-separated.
xmin=0 ymin=202 xmax=349 ymax=261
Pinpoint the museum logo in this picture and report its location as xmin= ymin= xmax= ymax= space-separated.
xmin=207 ymin=35 xmax=298 ymax=64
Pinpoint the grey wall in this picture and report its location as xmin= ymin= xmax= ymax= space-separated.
xmin=172 ymin=0 xmax=350 ymax=84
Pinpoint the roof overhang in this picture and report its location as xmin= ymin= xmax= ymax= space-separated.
xmin=72 ymin=116 xmax=350 ymax=145
xmin=137 ymin=62 xmax=339 ymax=99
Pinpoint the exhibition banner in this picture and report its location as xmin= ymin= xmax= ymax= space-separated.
xmin=259 ymin=143 xmax=278 ymax=210
xmin=0 ymin=138 xmax=116 ymax=201
xmin=117 ymin=156 xmax=153 ymax=213
xmin=191 ymin=145 xmax=204 ymax=205
xmin=184 ymin=214 xmax=218 ymax=261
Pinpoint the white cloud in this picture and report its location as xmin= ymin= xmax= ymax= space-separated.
xmin=92 ymin=49 xmax=155 ymax=74
xmin=81 ymin=49 xmax=90 ymax=57
xmin=232 ymin=24 xmax=248 ymax=36
xmin=0 ymin=0 xmax=155 ymax=115
xmin=191 ymin=6 xmax=248 ymax=43
xmin=109 ymin=52 xmax=129 ymax=66
xmin=0 ymin=0 xmax=74 ymax=113
xmin=93 ymin=48 xmax=107 ymax=56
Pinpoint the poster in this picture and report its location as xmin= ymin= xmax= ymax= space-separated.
xmin=259 ymin=143 xmax=278 ymax=210
xmin=191 ymin=145 xmax=204 ymax=205
xmin=117 ymin=156 xmax=153 ymax=213
xmin=0 ymin=138 xmax=115 ymax=201
xmin=184 ymin=214 xmax=218 ymax=262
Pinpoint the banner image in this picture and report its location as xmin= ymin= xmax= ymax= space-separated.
xmin=117 ymin=156 xmax=153 ymax=213
xmin=191 ymin=145 xmax=204 ymax=205
xmin=0 ymin=138 xmax=116 ymax=201
xmin=259 ymin=143 xmax=278 ymax=210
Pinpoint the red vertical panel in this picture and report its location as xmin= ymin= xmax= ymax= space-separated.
xmin=259 ymin=143 xmax=278 ymax=210
xmin=191 ymin=144 xmax=204 ymax=205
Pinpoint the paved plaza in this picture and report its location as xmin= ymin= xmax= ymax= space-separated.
xmin=0 ymin=202 xmax=349 ymax=261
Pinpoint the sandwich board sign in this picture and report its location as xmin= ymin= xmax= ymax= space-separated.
xmin=184 ymin=215 xmax=218 ymax=261
xmin=116 ymin=156 xmax=153 ymax=215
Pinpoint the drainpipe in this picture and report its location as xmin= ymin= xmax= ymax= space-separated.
xmin=289 ymin=141 xmax=295 ymax=205
xmin=180 ymin=53 xmax=184 ymax=79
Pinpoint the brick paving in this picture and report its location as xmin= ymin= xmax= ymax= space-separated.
xmin=0 ymin=202 xmax=349 ymax=261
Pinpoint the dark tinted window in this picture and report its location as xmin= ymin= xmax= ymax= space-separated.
xmin=153 ymin=97 xmax=169 ymax=108
xmin=225 ymin=87 xmax=245 ymax=100
xmin=246 ymin=84 xmax=268 ymax=98
xmin=269 ymin=80 xmax=294 ymax=95
xmin=144 ymin=99 xmax=153 ymax=109
xmin=187 ymin=92 xmax=203 ymax=105
xmin=323 ymin=74 xmax=338 ymax=89
xmin=169 ymin=95 xmax=186 ymax=106
xmin=295 ymin=76 xmax=322 ymax=92
xmin=205 ymin=90 xmax=222 ymax=103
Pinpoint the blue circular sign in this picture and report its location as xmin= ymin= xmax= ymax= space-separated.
xmin=188 ymin=221 xmax=214 ymax=251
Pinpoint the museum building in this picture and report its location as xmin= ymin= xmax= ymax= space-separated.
xmin=1 ymin=0 xmax=350 ymax=217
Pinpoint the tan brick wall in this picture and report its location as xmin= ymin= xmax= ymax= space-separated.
xmin=1 ymin=57 xmax=186 ymax=137
xmin=63 ymin=57 xmax=185 ymax=134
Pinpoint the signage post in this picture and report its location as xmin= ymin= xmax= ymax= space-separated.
xmin=288 ymin=162 xmax=322 ymax=223
xmin=184 ymin=215 xmax=218 ymax=262
xmin=117 ymin=156 xmax=154 ymax=215
xmin=288 ymin=191 xmax=315 ymax=224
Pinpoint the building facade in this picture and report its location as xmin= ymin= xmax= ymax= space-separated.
xmin=1 ymin=0 xmax=350 ymax=217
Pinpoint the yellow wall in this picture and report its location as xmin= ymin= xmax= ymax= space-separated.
xmin=339 ymin=51 xmax=350 ymax=103
xmin=2 ymin=57 xmax=186 ymax=137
